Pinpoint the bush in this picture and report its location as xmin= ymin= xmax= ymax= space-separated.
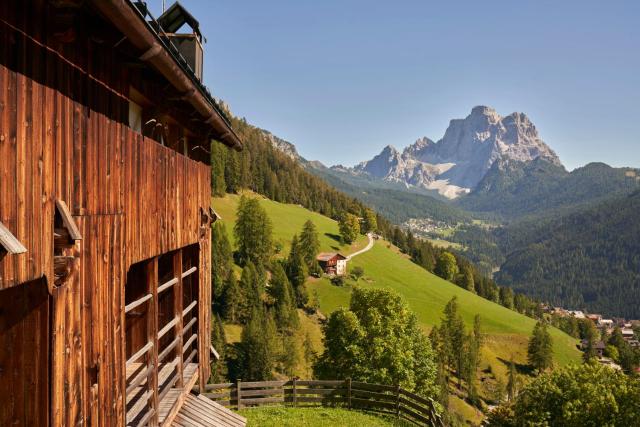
xmin=351 ymin=266 xmax=365 ymax=281
xmin=330 ymin=276 xmax=346 ymax=287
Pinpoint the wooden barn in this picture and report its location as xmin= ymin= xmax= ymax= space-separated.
xmin=317 ymin=252 xmax=348 ymax=276
xmin=0 ymin=1 xmax=244 ymax=426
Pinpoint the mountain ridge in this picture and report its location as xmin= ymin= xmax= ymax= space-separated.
xmin=336 ymin=106 xmax=561 ymax=198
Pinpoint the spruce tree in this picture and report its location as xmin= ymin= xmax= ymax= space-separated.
xmin=528 ymin=321 xmax=554 ymax=373
xmin=299 ymin=220 xmax=320 ymax=270
xmin=507 ymin=356 xmax=517 ymax=401
xmin=269 ymin=262 xmax=298 ymax=331
xmin=222 ymin=271 xmax=242 ymax=323
xmin=210 ymin=313 xmax=228 ymax=382
xmin=234 ymin=196 xmax=273 ymax=267
xmin=239 ymin=262 xmax=260 ymax=323
xmin=212 ymin=222 xmax=233 ymax=314
xmin=210 ymin=142 xmax=227 ymax=196
xmin=239 ymin=308 xmax=277 ymax=381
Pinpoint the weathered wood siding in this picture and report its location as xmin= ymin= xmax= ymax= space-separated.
xmin=0 ymin=1 xmax=213 ymax=425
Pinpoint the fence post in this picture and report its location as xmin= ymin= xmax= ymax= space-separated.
xmin=395 ymin=384 xmax=400 ymax=419
xmin=292 ymin=377 xmax=297 ymax=408
xmin=236 ymin=379 xmax=242 ymax=410
xmin=347 ymin=378 xmax=352 ymax=410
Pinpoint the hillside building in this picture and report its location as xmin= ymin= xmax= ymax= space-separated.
xmin=0 ymin=1 xmax=243 ymax=426
xmin=317 ymin=252 xmax=348 ymax=276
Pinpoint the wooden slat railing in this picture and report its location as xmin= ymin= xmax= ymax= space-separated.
xmin=199 ymin=379 xmax=444 ymax=427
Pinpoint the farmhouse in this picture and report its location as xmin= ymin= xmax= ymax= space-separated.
xmin=0 ymin=1 xmax=244 ymax=426
xmin=317 ymin=252 xmax=348 ymax=276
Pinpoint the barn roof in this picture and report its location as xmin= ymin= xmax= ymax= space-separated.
xmin=317 ymin=252 xmax=347 ymax=261
xmin=90 ymin=0 xmax=242 ymax=150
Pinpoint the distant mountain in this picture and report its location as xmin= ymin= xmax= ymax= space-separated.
xmin=339 ymin=106 xmax=561 ymax=199
xmin=494 ymin=190 xmax=640 ymax=318
xmin=259 ymin=128 xmax=303 ymax=162
xmin=456 ymin=159 xmax=640 ymax=220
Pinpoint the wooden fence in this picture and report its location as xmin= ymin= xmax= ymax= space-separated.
xmin=199 ymin=379 xmax=445 ymax=426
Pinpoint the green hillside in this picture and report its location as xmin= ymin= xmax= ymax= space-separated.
xmin=213 ymin=193 xmax=581 ymax=372
xmin=213 ymin=192 xmax=369 ymax=257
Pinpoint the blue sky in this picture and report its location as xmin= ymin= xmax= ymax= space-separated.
xmin=151 ymin=1 xmax=639 ymax=170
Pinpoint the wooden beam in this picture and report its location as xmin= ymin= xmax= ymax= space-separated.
xmin=124 ymin=293 xmax=153 ymax=314
xmin=0 ymin=221 xmax=27 ymax=254
xmin=182 ymin=300 xmax=197 ymax=317
xmin=126 ymin=342 xmax=153 ymax=368
xmin=146 ymin=258 xmax=160 ymax=426
xmin=55 ymin=200 xmax=82 ymax=241
xmin=157 ymin=277 xmax=178 ymax=295
xmin=173 ymin=251 xmax=185 ymax=388
xmin=181 ymin=266 xmax=197 ymax=279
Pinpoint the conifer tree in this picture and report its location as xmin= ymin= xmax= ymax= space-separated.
xmin=507 ymin=356 xmax=517 ymax=401
xmin=441 ymin=297 xmax=466 ymax=388
xmin=239 ymin=262 xmax=260 ymax=323
xmin=222 ymin=271 xmax=242 ymax=323
xmin=286 ymin=234 xmax=309 ymax=307
xmin=269 ymin=262 xmax=298 ymax=331
xmin=238 ymin=308 xmax=277 ymax=380
xmin=234 ymin=196 xmax=273 ymax=267
xmin=299 ymin=220 xmax=321 ymax=272
xmin=210 ymin=142 xmax=227 ymax=196
xmin=460 ymin=266 xmax=475 ymax=293
xmin=527 ymin=321 xmax=554 ymax=373
xmin=210 ymin=313 xmax=228 ymax=382
xmin=212 ymin=222 xmax=233 ymax=314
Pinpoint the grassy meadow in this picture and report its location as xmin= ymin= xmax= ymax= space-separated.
xmin=238 ymin=407 xmax=409 ymax=427
xmin=213 ymin=192 xmax=582 ymax=423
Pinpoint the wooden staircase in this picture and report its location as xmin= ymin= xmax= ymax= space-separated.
xmin=172 ymin=394 xmax=247 ymax=427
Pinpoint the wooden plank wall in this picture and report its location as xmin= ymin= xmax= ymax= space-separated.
xmin=0 ymin=1 xmax=213 ymax=426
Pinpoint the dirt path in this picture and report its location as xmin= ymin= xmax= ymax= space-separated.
xmin=347 ymin=233 xmax=375 ymax=260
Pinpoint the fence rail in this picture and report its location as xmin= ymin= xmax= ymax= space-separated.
xmin=199 ymin=379 xmax=444 ymax=426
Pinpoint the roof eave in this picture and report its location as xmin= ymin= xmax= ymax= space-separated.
xmin=90 ymin=0 xmax=242 ymax=151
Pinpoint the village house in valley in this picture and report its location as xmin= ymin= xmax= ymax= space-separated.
xmin=0 ymin=1 xmax=246 ymax=426
xmin=317 ymin=252 xmax=348 ymax=276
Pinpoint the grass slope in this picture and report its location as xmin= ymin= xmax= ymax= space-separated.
xmin=239 ymin=407 xmax=407 ymax=427
xmin=213 ymin=193 xmax=581 ymax=422
xmin=213 ymin=193 xmax=368 ymax=257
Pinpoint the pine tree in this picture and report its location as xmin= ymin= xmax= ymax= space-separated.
xmin=234 ymin=196 xmax=273 ymax=267
xmin=239 ymin=262 xmax=260 ymax=323
xmin=299 ymin=220 xmax=320 ymax=270
xmin=212 ymin=222 xmax=233 ymax=314
xmin=269 ymin=263 xmax=298 ymax=331
xmin=442 ymin=297 xmax=466 ymax=388
xmin=238 ymin=308 xmax=277 ymax=381
xmin=210 ymin=313 xmax=228 ymax=382
xmin=460 ymin=266 xmax=475 ymax=293
xmin=507 ymin=356 xmax=517 ymax=401
xmin=528 ymin=321 xmax=554 ymax=373
xmin=221 ymin=271 xmax=242 ymax=323
xmin=210 ymin=142 xmax=227 ymax=196
xmin=286 ymin=234 xmax=309 ymax=307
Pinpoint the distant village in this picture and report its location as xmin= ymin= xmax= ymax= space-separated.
xmin=545 ymin=305 xmax=640 ymax=371
xmin=403 ymin=217 xmax=456 ymax=237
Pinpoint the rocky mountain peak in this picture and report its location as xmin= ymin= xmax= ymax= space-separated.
xmin=342 ymin=106 xmax=563 ymax=199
